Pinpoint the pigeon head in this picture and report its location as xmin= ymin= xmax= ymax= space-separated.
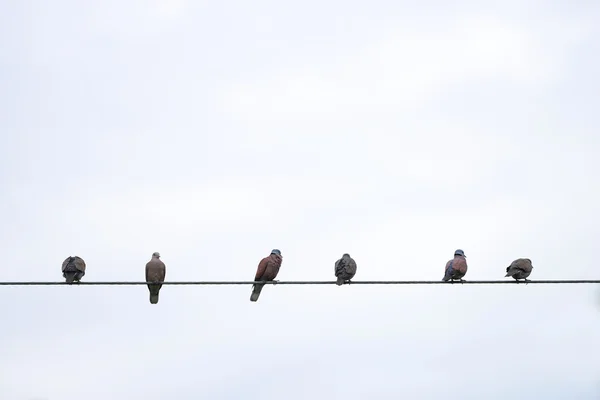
xmin=152 ymin=252 xmax=161 ymax=258
xmin=342 ymin=253 xmax=351 ymax=258
xmin=271 ymin=249 xmax=281 ymax=256
xmin=454 ymin=249 xmax=465 ymax=257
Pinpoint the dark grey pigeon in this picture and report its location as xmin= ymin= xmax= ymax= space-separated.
xmin=505 ymin=258 xmax=533 ymax=282
xmin=334 ymin=254 xmax=357 ymax=285
xmin=62 ymin=256 xmax=86 ymax=284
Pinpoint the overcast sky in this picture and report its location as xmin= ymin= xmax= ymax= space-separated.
xmin=1 ymin=1 xmax=600 ymax=399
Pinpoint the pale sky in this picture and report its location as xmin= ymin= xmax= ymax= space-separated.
xmin=1 ymin=1 xmax=600 ymax=399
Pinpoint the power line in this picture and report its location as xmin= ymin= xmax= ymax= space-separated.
xmin=0 ymin=280 xmax=598 ymax=286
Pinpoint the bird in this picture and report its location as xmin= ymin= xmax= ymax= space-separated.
xmin=442 ymin=249 xmax=468 ymax=282
xmin=145 ymin=252 xmax=166 ymax=304
xmin=62 ymin=256 xmax=86 ymax=284
xmin=505 ymin=258 xmax=533 ymax=282
xmin=250 ymin=249 xmax=282 ymax=302
xmin=334 ymin=253 xmax=357 ymax=285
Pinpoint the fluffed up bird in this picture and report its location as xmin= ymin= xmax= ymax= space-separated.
xmin=62 ymin=256 xmax=86 ymax=284
xmin=505 ymin=258 xmax=533 ymax=282
xmin=146 ymin=252 xmax=166 ymax=304
xmin=334 ymin=253 xmax=357 ymax=285
xmin=442 ymin=249 xmax=468 ymax=282
xmin=250 ymin=249 xmax=282 ymax=302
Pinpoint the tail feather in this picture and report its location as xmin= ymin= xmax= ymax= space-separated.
xmin=150 ymin=293 xmax=159 ymax=304
xmin=442 ymin=270 xmax=452 ymax=281
xmin=148 ymin=284 xmax=162 ymax=304
xmin=65 ymin=272 xmax=76 ymax=284
xmin=250 ymin=283 xmax=264 ymax=302
xmin=336 ymin=276 xmax=344 ymax=286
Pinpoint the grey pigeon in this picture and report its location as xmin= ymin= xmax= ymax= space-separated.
xmin=334 ymin=253 xmax=357 ymax=285
xmin=251 ymin=249 xmax=282 ymax=302
xmin=145 ymin=252 xmax=166 ymax=304
xmin=505 ymin=258 xmax=533 ymax=282
xmin=62 ymin=256 xmax=86 ymax=284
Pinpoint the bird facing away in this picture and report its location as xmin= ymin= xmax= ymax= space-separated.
xmin=145 ymin=252 xmax=166 ymax=304
xmin=334 ymin=253 xmax=357 ymax=285
xmin=250 ymin=249 xmax=282 ymax=302
xmin=442 ymin=249 xmax=468 ymax=282
xmin=505 ymin=258 xmax=533 ymax=282
xmin=62 ymin=256 xmax=86 ymax=284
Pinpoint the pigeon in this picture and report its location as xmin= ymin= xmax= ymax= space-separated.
xmin=442 ymin=249 xmax=468 ymax=282
xmin=334 ymin=253 xmax=357 ymax=285
xmin=145 ymin=252 xmax=166 ymax=304
xmin=505 ymin=258 xmax=533 ymax=282
xmin=250 ymin=249 xmax=282 ymax=302
xmin=62 ymin=256 xmax=86 ymax=284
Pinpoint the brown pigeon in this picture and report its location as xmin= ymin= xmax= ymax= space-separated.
xmin=334 ymin=253 xmax=357 ymax=285
xmin=505 ymin=258 xmax=533 ymax=282
xmin=442 ymin=249 xmax=468 ymax=282
xmin=145 ymin=252 xmax=166 ymax=304
xmin=250 ymin=249 xmax=282 ymax=302
xmin=62 ymin=256 xmax=86 ymax=284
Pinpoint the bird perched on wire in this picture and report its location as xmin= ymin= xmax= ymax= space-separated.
xmin=334 ymin=253 xmax=357 ymax=285
xmin=505 ymin=258 xmax=533 ymax=282
xmin=250 ymin=249 xmax=282 ymax=302
xmin=62 ymin=256 xmax=86 ymax=284
xmin=442 ymin=249 xmax=468 ymax=282
xmin=145 ymin=252 xmax=166 ymax=304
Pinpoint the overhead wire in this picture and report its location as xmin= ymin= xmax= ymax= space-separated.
xmin=0 ymin=279 xmax=598 ymax=286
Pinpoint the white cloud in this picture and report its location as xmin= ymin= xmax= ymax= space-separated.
xmin=2 ymin=2 xmax=600 ymax=399
xmin=217 ymin=14 xmax=591 ymax=122
xmin=151 ymin=0 xmax=187 ymax=20
xmin=79 ymin=0 xmax=191 ymax=38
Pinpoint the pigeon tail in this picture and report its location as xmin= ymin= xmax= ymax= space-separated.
xmin=336 ymin=276 xmax=344 ymax=286
xmin=149 ymin=293 xmax=159 ymax=304
xmin=65 ymin=272 xmax=77 ymax=284
xmin=147 ymin=284 xmax=162 ymax=304
xmin=250 ymin=283 xmax=264 ymax=302
xmin=442 ymin=270 xmax=452 ymax=282
xmin=505 ymin=268 xmax=518 ymax=278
